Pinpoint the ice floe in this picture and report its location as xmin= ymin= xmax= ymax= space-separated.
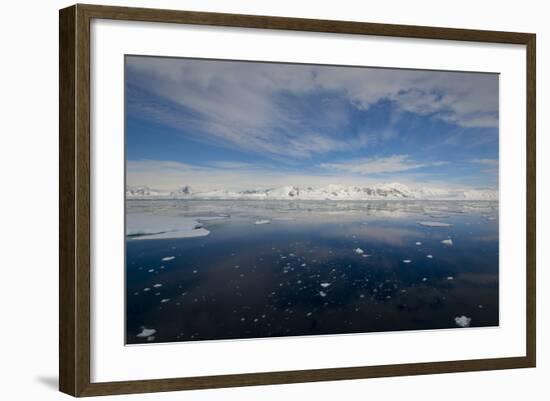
xmin=454 ymin=315 xmax=472 ymax=327
xmin=254 ymin=219 xmax=271 ymax=225
xmin=416 ymin=242 xmax=422 ymax=245
xmin=319 ymin=291 xmax=327 ymax=297
xmin=161 ymin=256 xmax=175 ymax=261
xmin=320 ymin=283 xmax=331 ymax=288
xmin=402 ymin=259 xmax=412 ymax=264
xmin=417 ymin=221 xmax=453 ymax=227
xmin=354 ymin=248 xmax=364 ymax=255
xmin=441 ymin=239 xmax=454 ymax=246
xmin=426 ymin=254 xmax=433 ymax=258
xmin=136 ymin=328 xmax=156 ymax=338
xmin=160 ymin=298 xmax=170 ymax=303
xmin=153 ymin=283 xmax=162 ymax=288
xmin=127 ymin=213 xmax=210 ymax=240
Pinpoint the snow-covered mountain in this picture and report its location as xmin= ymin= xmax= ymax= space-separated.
xmin=125 ymin=186 xmax=170 ymax=197
xmin=126 ymin=183 xmax=498 ymax=201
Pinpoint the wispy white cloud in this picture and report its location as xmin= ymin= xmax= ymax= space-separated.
xmin=126 ymin=57 xmax=498 ymax=160
xmin=470 ymin=158 xmax=498 ymax=166
xmin=320 ymin=155 xmax=446 ymax=175
xmin=126 ymin=159 xmax=458 ymax=192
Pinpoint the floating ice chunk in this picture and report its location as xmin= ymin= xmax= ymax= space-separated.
xmin=160 ymin=298 xmax=170 ymax=303
xmin=319 ymin=291 xmax=327 ymax=297
xmin=306 ymin=312 xmax=312 ymax=317
xmin=416 ymin=242 xmax=422 ymax=246
xmin=162 ymin=256 xmax=175 ymax=261
xmin=127 ymin=213 xmax=210 ymax=240
xmin=320 ymin=283 xmax=331 ymax=288
xmin=455 ymin=315 xmax=472 ymax=327
xmin=441 ymin=239 xmax=454 ymax=246
xmin=148 ymin=269 xmax=154 ymax=273
xmin=402 ymin=259 xmax=412 ymax=264
xmin=417 ymin=221 xmax=453 ymax=227
xmin=447 ymin=276 xmax=454 ymax=280
xmin=422 ymin=277 xmax=427 ymax=282
xmin=143 ymin=288 xmax=150 ymax=292
xmin=301 ymin=263 xmax=307 ymax=267
xmin=136 ymin=328 xmax=156 ymax=338
xmin=362 ymin=254 xmax=371 ymax=258
xmin=426 ymin=254 xmax=433 ymax=258
xmin=354 ymin=248 xmax=364 ymax=255
xmin=153 ymin=283 xmax=162 ymax=288
xmin=254 ymin=219 xmax=271 ymax=225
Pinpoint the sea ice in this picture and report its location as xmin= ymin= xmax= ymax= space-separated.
xmin=402 ymin=259 xmax=412 ymax=264
xmin=153 ymin=284 xmax=162 ymax=288
xmin=319 ymin=291 xmax=327 ymax=297
xmin=426 ymin=254 xmax=433 ymax=258
xmin=441 ymin=239 xmax=454 ymax=246
xmin=416 ymin=242 xmax=422 ymax=245
xmin=354 ymin=248 xmax=364 ymax=255
xmin=320 ymin=283 xmax=331 ymax=288
xmin=455 ymin=315 xmax=472 ymax=328
xmin=447 ymin=276 xmax=454 ymax=280
xmin=136 ymin=328 xmax=156 ymax=338
xmin=417 ymin=221 xmax=453 ymax=227
xmin=127 ymin=213 xmax=210 ymax=240
xmin=161 ymin=256 xmax=175 ymax=261
xmin=160 ymin=298 xmax=170 ymax=303
xmin=254 ymin=219 xmax=271 ymax=225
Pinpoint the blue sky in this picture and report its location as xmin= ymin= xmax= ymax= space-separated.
xmin=125 ymin=56 xmax=498 ymax=191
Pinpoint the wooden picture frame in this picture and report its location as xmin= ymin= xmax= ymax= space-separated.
xmin=59 ymin=3 xmax=536 ymax=397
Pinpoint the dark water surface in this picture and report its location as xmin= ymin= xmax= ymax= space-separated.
xmin=126 ymin=200 xmax=499 ymax=344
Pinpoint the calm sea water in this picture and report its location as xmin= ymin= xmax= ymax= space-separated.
xmin=126 ymin=200 xmax=499 ymax=344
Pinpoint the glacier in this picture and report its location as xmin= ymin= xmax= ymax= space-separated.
xmin=126 ymin=182 xmax=498 ymax=201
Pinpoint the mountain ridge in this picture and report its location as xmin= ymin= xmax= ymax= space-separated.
xmin=126 ymin=183 xmax=498 ymax=201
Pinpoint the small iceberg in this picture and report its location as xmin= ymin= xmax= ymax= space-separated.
xmin=136 ymin=328 xmax=156 ymax=338
xmin=426 ymin=254 xmax=433 ymax=259
xmin=455 ymin=315 xmax=472 ymax=328
xmin=441 ymin=239 xmax=454 ymax=246
xmin=254 ymin=219 xmax=271 ymax=225
xmin=320 ymin=283 xmax=331 ymax=288
xmin=402 ymin=259 xmax=412 ymax=264
xmin=153 ymin=283 xmax=162 ymax=288
xmin=416 ymin=242 xmax=422 ymax=246
xmin=127 ymin=213 xmax=210 ymax=240
xmin=161 ymin=256 xmax=175 ymax=261
xmin=447 ymin=276 xmax=454 ymax=280
xmin=319 ymin=290 xmax=327 ymax=297
xmin=417 ymin=221 xmax=453 ymax=227
xmin=354 ymin=248 xmax=364 ymax=255
xmin=160 ymin=298 xmax=170 ymax=303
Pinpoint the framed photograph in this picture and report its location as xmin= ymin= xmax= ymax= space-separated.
xmin=59 ymin=4 xmax=536 ymax=397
